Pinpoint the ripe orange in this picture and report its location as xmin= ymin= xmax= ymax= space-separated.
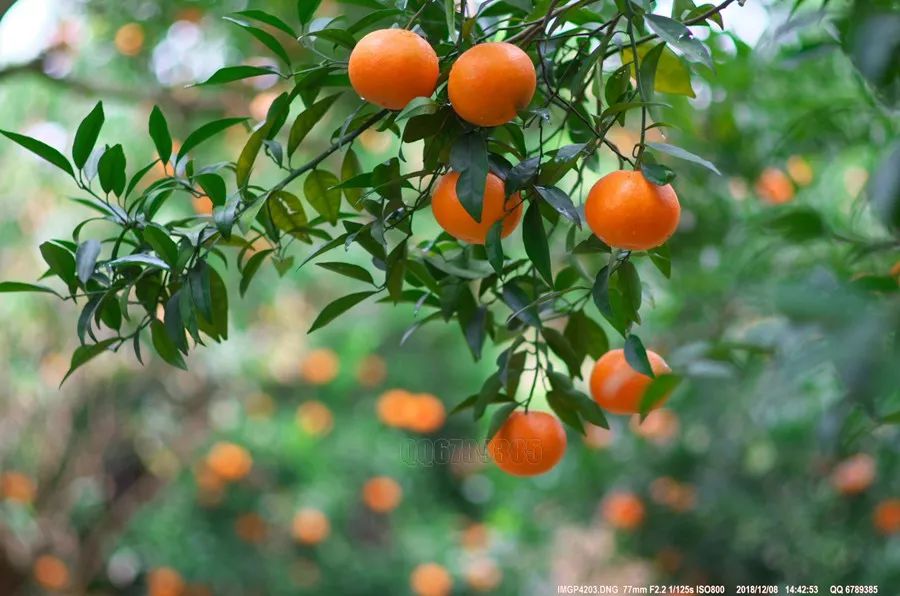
xmin=299 ymin=348 xmax=339 ymax=385
xmin=235 ymin=512 xmax=268 ymax=544
xmin=404 ymin=393 xmax=446 ymax=434
xmin=410 ymin=562 xmax=453 ymax=596
xmin=602 ymin=491 xmax=645 ymax=530
xmin=449 ymin=42 xmax=536 ymax=127
xmin=583 ymin=424 xmax=614 ymax=449
xmin=465 ymin=557 xmax=503 ymax=592
xmin=1 ymin=471 xmax=36 ymax=504
xmin=296 ymin=401 xmax=334 ymax=437
xmin=114 ymin=23 xmax=145 ymax=56
xmin=33 ymin=555 xmax=69 ymax=591
xmin=147 ymin=567 xmax=184 ymax=596
xmin=377 ymin=389 xmax=414 ymax=428
xmin=630 ymin=409 xmax=679 ymax=444
xmin=585 ymin=170 xmax=681 ymax=251
xmin=487 ymin=411 xmax=567 ymax=476
xmin=590 ymin=348 xmax=672 ymax=415
xmin=362 ymin=476 xmax=403 ymax=513
xmin=291 ymin=508 xmax=331 ymax=545
xmin=205 ymin=442 xmax=253 ymax=482
xmin=349 ymin=29 xmax=439 ymax=110
xmin=431 ymin=171 xmax=523 ymax=244
xmin=830 ymin=453 xmax=875 ymax=495
xmin=755 ymin=167 xmax=794 ymax=204
xmin=874 ymin=499 xmax=900 ymax=534
xmin=356 ymin=354 xmax=387 ymax=387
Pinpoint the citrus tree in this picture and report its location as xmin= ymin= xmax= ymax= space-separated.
xmin=0 ymin=0 xmax=896 ymax=479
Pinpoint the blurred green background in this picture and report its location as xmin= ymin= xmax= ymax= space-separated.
xmin=1 ymin=0 xmax=899 ymax=594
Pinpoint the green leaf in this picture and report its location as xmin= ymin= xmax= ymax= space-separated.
xmin=522 ymin=201 xmax=553 ymax=286
xmin=647 ymin=142 xmax=721 ymax=175
xmin=765 ymin=208 xmax=827 ymax=242
xmin=1 ymin=129 xmax=74 ymax=177
xmin=641 ymin=162 xmax=677 ymax=185
xmin=72 ymin=101 xmax=104 ymax=170
xmin=75 ymin=239 xmax=101 ymax=285
xmin=565 ymin=310 xmax=609 ymax=360
xmin=624 ymin=334 xmax=654 ymax=378
xmin=179 ymin=117 xmax=248 ymax=160
xmin=143 ymin=224 xmax=179 ymax=267
xmin=233 ymin=10 xmax=296 ymax=36
xmin=240 ymin=249 xmax=273 ymax=297
xmin=224 ymin=17 xmax=292 ymax=66
xmin=61 ymin=338 xmax=118 ymax=385
xmin=298 ymin=0 xmax=323 ymax=24
xmin=0 ymin=281 xmax=62 ymax=297
xmin=97 ymin=144 xmax=127 ymax=196
xmin=317 ymin=261 xmax=374 ymax=284
xmin=639 ymin=374 xmax=681 ymax=419
xmin=449 ymin=132 xmax=489 ymax=222
xmin=195 ymin=173 xmax=227 ymax=206
xmin=506 ymin=156 xmax=540 ymax=195
xmin=148 ymin=105 xmax=172 ymax=165
xmin=535 ymin=185 xmax=581 ymax=227
xmin=269 ymin=190 xmax=310 ymax=240
xmin=444 ymin=0 xmax=455 ymax=37
xmin=196 ymin=265 xmax=229 ymax=341
xmin=107 ymin=253 xmax=170 ymax=270
xmin=502 ymin=282 xmax=541 ymax=327
xmin=40 ymin=241 xmax=77 ymax=293
xmin=623 ymin=43 xmax=695 ymax=97
xmin=644 ymin=14 xmax=713 ymax=69
xmin=618 ymin=261 xmax=642 ymax=315
xmin=485 ymin=222 xmax=504 ymax=274
xmin=304 ymin=170 xmax=342 ymax=225
xmin=151 ymin=319 xmax=187 ymax=369
xmin=341 ymin=149 xmax=364 ymax=208
xmin=197 ymin=65 xmax=281 ymax=86
xmin=309 ymin=290 xmax=377 ymax=333
xmin=649 ymin=244 xmax=672 ymax=278
xmin=543 ymin=327 xmax=583 ymax=378
xmin=547 ymin=392 xmax=584 ymax=434
xmin=638 ymin=42 xmax=665 ymax=102
xmin=474 ymin=372 xmax=502 ymax=420
xmin=288 ymin=92 xmax=343 ymax=156
xmin=396 ymin=97 xmax=440 ymax=122
xmin=486 ymin=402 xmax=518 ymax=441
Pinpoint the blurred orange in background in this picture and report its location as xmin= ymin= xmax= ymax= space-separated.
xmin=830 ymin=453 xmax=875 ymax=495
xmin=147 ymin=567 xmax=185 ymax=596
xmin=114 ymin=23 xmax=145 ymax=56
xmin=296 ymin=400 xmax=334 ymax=437
xmin=33 ymin=555 xmax=69 ymax=591
xmin=205 ymin=442 xmax=253 ymax=483
xmin=874 ymin=499 xmax=900 ymax=534
xmin=362 ymin=476 xmax=403 ymax=513
xmin=300 ymin=348 xmax=340 ymax=385
xmin=235 ymin=513 xmax=268 ymax=544
xmin=602 ymin=491 xmax=646 ymax=530
xmin=291 ymin=508 xmax=330 ymax=545
xmin=755 ymin=168 xmax=795 ymax=204
xmin=1 ymin=470 xmax=36 ymax=504
xmin=410 ymin=562 xmax=453 ymax=596
xmin=356 ymin=354 xmax=387 ymax=387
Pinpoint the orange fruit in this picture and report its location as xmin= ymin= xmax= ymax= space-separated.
xmin=449 ymin=42 xmax=536 ymax=127
xmin=890 ymin=261 xmax=900 ymax=278
xmin=465 ymin=557 xmax=502 ymax=592
xmin=590 ymin=348 xmax=672 ymax=415
xmin=755 ymin=167 xmax=794 ymax=204
xmin=487 ymin=411 xmax=567 ymax=476
xmin=410 ymin=562 xmax=453 ymax=596
xmin=192 ymin=195 xmax=213 ymax=215
xmin=431 ymin=171 xmax=523 ymax=244
xmin=291 ymin=508 xmax=331 ymax=545
xmin=630 ymin=409 xmax=679 ymax=444
xmin=650 ymin=477 xmax=697 ymax=513
xmin=205 ymin=442 xmax=253 ymax=482
xmin=33 ymin=555 xmax=69 ymax=591
xmin=459 ymin=522 xmax=490 ymax=551
xmin=1 ymin=471 xmax=36 ymax=504
xmin=356 ymin=354 xmax=387 ymax=387
xmin=362 ymin=476 xmax=403 ymax=513
xmin=874 ymin=499 xmax=900 ymax=534
xmin=404 ymin=393 xmax=446 ymax=434
xmin=786 ymin=155 xmax=813 ymax=187
xmin=583 ymin=424 xmax=614 ymax=449
xmin=585 ymin=170 xmax=680 ymax=251
xmin=602 ymin=491 xmax=645 ymax=530
xmin=296 ymin=401 xmax=334 ymax=437
xmin=147 ymin=567 xmax=184 ymax=596
xmin=114 ymin=23 xmax=144 ymax=56
xmin=377 ymin=389 xmax=414 ymax=428
xmin=830 ymin=453 xmax=875 ymax=495
xmin=300 ymin=348 xmax=339 ymax=385
xmin=235 ymin=512 xmax=268 ymax=544
xmin=349 ymin=29 xmax=439 ymax=110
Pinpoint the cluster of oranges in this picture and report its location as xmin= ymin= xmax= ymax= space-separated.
xmin=489 ymin=347 xmax=673 ymax=477
xmin=348 ymin=29 xmax=681 ymax=251
xmin=376 ymin=389 xmax=446 ymax=433
xmin=828 ymin=453 xmax=900 ymax=535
